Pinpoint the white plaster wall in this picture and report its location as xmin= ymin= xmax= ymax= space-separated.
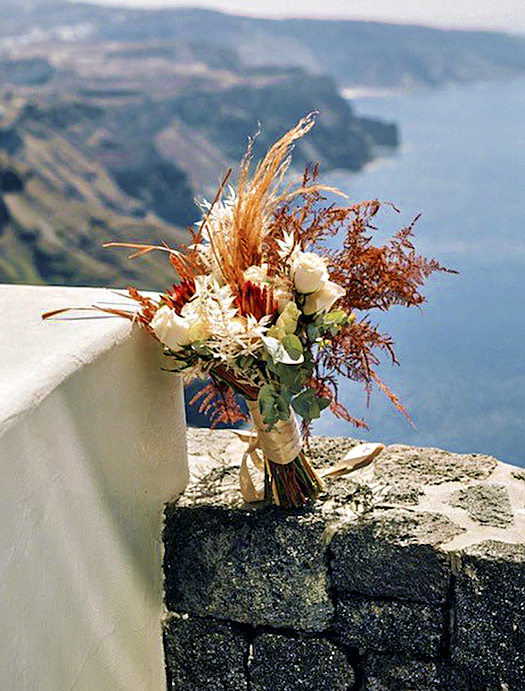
xmin=0 ymin=285 xmax=189 ymax=691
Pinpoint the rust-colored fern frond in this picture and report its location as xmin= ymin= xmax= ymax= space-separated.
xmin=309 ymin=376 xmax=369 ymax=430
xmin=371 ymin=371 xmax=413 ymax=426
xmin=189 ymin=379 xmax=249 ymax=428
xmin=320 ymin=203 xmax=454 ymax=315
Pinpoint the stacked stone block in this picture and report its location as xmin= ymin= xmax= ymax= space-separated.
xmin=163 ymin=430 xmax=525 ymax=690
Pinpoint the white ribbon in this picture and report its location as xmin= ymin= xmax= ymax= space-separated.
xmin=235 ymin=403 xmax=303 ymax=502
xmin=246 ymin=401 xmax=302 ymax=465
xmin=235 ymin=423 xmax=385 ymax=502
xmin=320 ymin=442 xmax=385 ymax=478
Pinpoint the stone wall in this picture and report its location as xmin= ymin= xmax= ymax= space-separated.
xmin=162 ymin=429 xmax=525 ymax=691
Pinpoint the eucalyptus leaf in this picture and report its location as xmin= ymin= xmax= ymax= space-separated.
xmin=307 ymin=323 xmax=319 ymax=340
xmin=275 ymin=363 xmax=304 ymax=394
xmin=262 ymin=335 xmax=303 ymax=364
xmin=191 ymin=341 xmax=212 ymax=357
xmin=257 ymin=384 xmax=290 ymax=428
xmin=292 ymin=389 xmax=331 ymax=421
xmin=325 ymin=310 xmax=347 ymax=325
xmin=282 ymin=334 xmax=303 ymax=360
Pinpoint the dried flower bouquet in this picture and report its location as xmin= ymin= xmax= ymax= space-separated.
xmin=45 ymin=114 xmax=449 ymax=508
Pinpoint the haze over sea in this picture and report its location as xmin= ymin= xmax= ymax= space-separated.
xmin=315 ymin=78 xmax=525 ymax=468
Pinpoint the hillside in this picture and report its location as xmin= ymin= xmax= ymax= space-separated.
xmin=0 ymin=102 xmax=188 ymax=289
xmin=2 ymin=2 xmax=524 ymax=89
xmin=0 ymin=28 xmax=398 ymax=287
xmin=163 ymin=12 xmax=525 ymax=89
xmin=2 ymin=1 xmax=523 ymax=288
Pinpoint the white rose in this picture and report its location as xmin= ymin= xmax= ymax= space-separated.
xmin=243 ymin=263 xmax=269 ymax=285
xmin=291 ymin=251 xmax=328 ymax=294
xmin=150 ymin=305 xmax=192 ymax=351
xmin=180 ymin=301 xmax=211 ymax=341
xmin=272 ymin=283 xmax=294 ymax=312
xmin=302 ymin=280 xmax=346 ymax=316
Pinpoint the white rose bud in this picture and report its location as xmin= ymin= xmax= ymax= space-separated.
xmin=291 ymin=251 xmax=328 ymax=294
xmin=303 ymin=280 xmax=346 ymax=316
xmin=150 ymin=305 xmax=192 ymax=351
xmin=276 ymin=301 xmax=300 ymax=334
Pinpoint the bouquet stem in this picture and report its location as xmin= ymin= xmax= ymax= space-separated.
xmin=264 ymin=451 xmax=324 ymax=508
xmin=212 ymin=367 xmax=324 ymax=507
xmin=244 ymin=398 xmax=324 ymax=507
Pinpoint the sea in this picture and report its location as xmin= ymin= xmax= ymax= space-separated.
xmin=313 ymin=78 xmax=525 ymax=468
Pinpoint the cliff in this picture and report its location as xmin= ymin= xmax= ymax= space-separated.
xmin=0 ymin=105 xmax=188 ymax=289
xmin=2 ymin=2 xmax=524 ymax=89
xmin=0 ymin=33 xmax=397 ymax=287
xmin=2 ymin=2 xmax=521 ymax=288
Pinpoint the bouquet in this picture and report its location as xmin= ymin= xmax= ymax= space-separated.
xmin=46 ymin=114 xmax=449 ymax=508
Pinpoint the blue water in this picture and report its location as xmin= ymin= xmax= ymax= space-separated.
xmin=314 ymin=79 xmax=525 ymax=467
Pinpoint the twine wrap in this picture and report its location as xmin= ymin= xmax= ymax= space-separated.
xmin=246 ymin=400 xmax=302 ymax=465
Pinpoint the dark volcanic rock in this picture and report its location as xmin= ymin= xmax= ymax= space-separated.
xmin=511 ymin=469 xmax=525 ymax=483
xmin=164 ymin=430 xmax=525 ymax=691
xmin=449 ymin=484 xmax=514 ymax=527
xmin=453 ymin=540 xmax=525 ymax=688
xmin=249 ymin=631 xmax=354 ymax=691
xmin=163 ymin=504 xmax=333 ymax=631
xmin=364 ymin=656 xmax=472 ymax=691
xmin=330 ymin=510 xmax=463 ymax=604
xmin=335 ymin=594 xmax=445 ymax=658
xmin=111 ymin=158 xmax=198 ymax=228
xmin=0 ymin=196 xmax=10 ymax=228
xmin=169 ymin=71 xmax=380 ymax=172
xmin=357 ymin=116 xmax=399 ymax=148
xmin=0 ymin=127 xmax=22 ymax=155
xmin=163 ymin=614 xmax=248 ymax=691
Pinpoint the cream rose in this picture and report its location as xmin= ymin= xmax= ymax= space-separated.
xmin=180 ymin=300 xmax=212 ymax=342
xmin=302 ymin=280 xmax=346 ymax=316
xmin=150 ymin=305 xmax=192 ymax=351
xmin=243 ymin=263 xmax=269 ymax=285
xmin=291 ymin=251 xmax=328 ymax=294
xmin=272 ymin=283 xmax=294 ymax=313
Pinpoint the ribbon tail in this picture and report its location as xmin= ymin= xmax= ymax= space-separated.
xmin=321 ymin=442 xmax=385 ymax=479
xmin=236 ymin=431 xmax=265 ymax=503
xmin=239 ymin=447 xmax=265 ymax=503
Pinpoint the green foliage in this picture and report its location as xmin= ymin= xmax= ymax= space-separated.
xmin=262 ymin=335 xmax=303 ymax=364
xmin=257 ymin=384 xmax=290 ymax=429
xmin=163 ymin=349 xmax=193 ymax=372
xmin=190 ymin=341 xmax=212 ymax=358
xmin=292 ymin=389 xmax=330 ymax=421
xmin=281 ymin=334 xmax=303 ymax=360
xmin=304 ymin=310 xmax=349 ymax=342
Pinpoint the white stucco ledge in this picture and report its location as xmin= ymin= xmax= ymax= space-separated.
xmin=0 ymin=284 xmax=188 ymax=691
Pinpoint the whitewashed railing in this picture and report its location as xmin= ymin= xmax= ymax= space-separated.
xmin=0 ymin=284 xmax=188 ymax=691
